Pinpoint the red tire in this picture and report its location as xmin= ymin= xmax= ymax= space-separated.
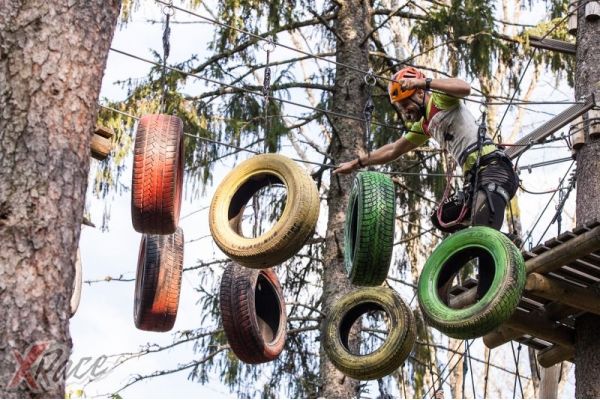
xmin=132 ymin=114 xmax=184 ymax=234
xmin=134 ymin=227 xmax=184 ymax=332
xmin=219 ymin=264 xmax=287 ymax=363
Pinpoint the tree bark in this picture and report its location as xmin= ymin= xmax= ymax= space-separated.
xmin=319 ymin=0 xmax=372 ymax=397
xmin=573 ymin=1 xmax=600 ymax=397
xmin=0 ymin=1 xmax=120 ymax=397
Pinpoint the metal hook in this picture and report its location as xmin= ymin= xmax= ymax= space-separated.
xmin=162 ymin=1 xmax=175 ymax=16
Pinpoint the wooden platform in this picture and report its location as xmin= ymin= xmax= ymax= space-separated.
xmin=447 ymin=220 xmax=600 ymax=367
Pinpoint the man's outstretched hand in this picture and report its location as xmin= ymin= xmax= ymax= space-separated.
xmin=332 ymin=159 xmax=359 ymax=175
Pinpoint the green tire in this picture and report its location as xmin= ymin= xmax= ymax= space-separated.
xmin=417 ymin=226 xmax=526 ymax=339
xmin=323 ymin=287 xmax=416 ymax=380
xmin=344 ymin=172 xmax=396 ymax=286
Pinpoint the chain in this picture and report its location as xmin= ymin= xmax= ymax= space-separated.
xmin=160 ymin=1 xmax=174 ymax=113
xmin=363 ymin=69 xmax=376 ymax=157
xmin=262 ymin=41 xmax=275 ymax=152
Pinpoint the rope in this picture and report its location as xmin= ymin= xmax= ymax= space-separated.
xmin=159 ymin=2 xmax=173 ymax=113
xmin=519 ymin=160 xmax=575 ymax=250
xmin=494 ymin=3 xmax=585 ymax=142
xmin=99 ymin=103 xmax=457 ymax=178
xmin=154 ymin=0 xmax=583 ymax=108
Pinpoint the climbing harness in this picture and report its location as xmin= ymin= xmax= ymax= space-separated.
xmin=363 ymin=69 xmax=376 ymax=156
xmin=262 ymin=41 xmax=275 ymax=152
xmin=159 ymin=1 xmax=174 ymax=113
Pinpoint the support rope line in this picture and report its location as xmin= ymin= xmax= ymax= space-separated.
xmin=510 ymin=342 xmax=524 ymax=399
xmin=106 ymin=47 xmax=575 ymax=167
xmin=98 ymin=103 xmax=460 ymax=178
xmin=519 ymin=160 xmax=576 ymax=250
xmin=154 ymin=0 xmax=584 ymax=108
xmin=108 ymin=47 xmax=413 ymax=134
xmin=494 ymin=3 xmax=585 ymax=142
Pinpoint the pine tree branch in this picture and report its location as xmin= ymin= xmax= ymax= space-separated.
xmin=189 ymin=12 xmax=338 ymax=76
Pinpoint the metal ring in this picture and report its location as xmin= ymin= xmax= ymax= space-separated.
xmin=262 ymin=42 xmax=276 ymax=52
xmin=364 ymin=73 xmax=377 ymax=86
xmin=162 ymin=5 xmax=175 ymax=16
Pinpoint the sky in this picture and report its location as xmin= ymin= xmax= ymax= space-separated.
xmin=68 ymin=1 xmax=579 ymax=398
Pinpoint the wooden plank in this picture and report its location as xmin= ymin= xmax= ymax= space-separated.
xmin=568 ymin=258 xmax=600 ymax=276
xmin=548 ymin=270 xmax=592 ymax=287
xmin=525 ymin=272 xmax=600 ymax=315
xmin=544 ymin=301 xmax=580 ymax=323
xmin=558 ymin=265 xmax=600 ymax=284
xmin=525 ymin=225 xmax=600 ymax=274
xmin=506 ymin=96 xmax=596 ymax=159
xmin=537 ymin=345 xmax=575 ymax=368
xmin=528 ymin=35 xmax=576 ymax=55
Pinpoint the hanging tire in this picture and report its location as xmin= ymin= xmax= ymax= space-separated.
xmin=417 ymin=226 xmax=526 ymax=339
xmin=134 ymin=227 xmax=184 ymax=332
xmin=323 ymin=287 xmax=416 ymax=380
xmin=344 ymin=172 xmax=396 ymax=286
xmin=209 ymin=154 xmax=320 ymax=269
xmin=219 ymin=263 xmax=287 ymax=364
xmin=70 ymin=249 xmax=82 ymax=318
xmin=131 ymin=114 xmax=184 ymax=235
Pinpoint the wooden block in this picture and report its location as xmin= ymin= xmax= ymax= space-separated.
xmin=483 ymin=326 xmax=523 ymax=349
xmin=585 ymin=0 xmax=600 ymax=20
xmin=91 ymin=134 xmax=111 ymax=160
xmin=537 ymin=344 xmax=574 ymax=368
xmin=589 ymin=109 xmax=600 ymax=139
xmin=94 ymin=125 xmax=114 ymax=139
xmin=570 ymin=116 xmax=585 ymax=150
xmin=525 ymin=272 xmax=600 ymax=315
xmin=568 ymin=0 xmax=578 ymax=35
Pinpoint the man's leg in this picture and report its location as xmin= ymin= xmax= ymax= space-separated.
xmin=471 ymin=189 xmax=506 ymax=230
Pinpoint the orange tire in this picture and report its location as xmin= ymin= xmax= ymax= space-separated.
xmin=132 ymin=114 xmax=184 ymax=234
xmin=134 ymin=227 xmax=184 ymax=332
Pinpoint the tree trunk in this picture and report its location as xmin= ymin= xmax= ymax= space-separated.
xmin=0 ymin=2 xmax=120 ymax=398
xmin=573 ymin=1 xmax=600 ymax=397
xmin=319 ymin=0 xmax=371 ymax=397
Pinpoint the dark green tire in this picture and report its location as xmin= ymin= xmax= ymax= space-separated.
xmin=344 ymin=172 xmax=396 ymax=286
xmin=417 ymin=226 xmax=526 ymax=339
xmin=323 ymin=287 xmax=416 ymax=380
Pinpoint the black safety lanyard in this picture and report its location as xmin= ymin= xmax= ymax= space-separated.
xmin=469 ymin=111 xmax=488 ymax=225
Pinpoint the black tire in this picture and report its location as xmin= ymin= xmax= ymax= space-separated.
xmin=134 ymin=227 xmax=184 ymax=332
xmin=323 ymin=287 xmax=415 ymax=380
xmin=417 ymin=226 xmax=526 ymax=339
xmin=344 ymin=172 xmax=396 ymax=286
xmin=131 ymin=114 xmax=184 ymax=235
xmin=219 ymin=263 xmax=287 ymax=363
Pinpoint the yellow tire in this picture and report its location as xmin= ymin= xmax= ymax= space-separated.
xmin=209 ymin=154 xmax=320 ymax=269
xmin=323 ymin=287 xmax=416 ymax=380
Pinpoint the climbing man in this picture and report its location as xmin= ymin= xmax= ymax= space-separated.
xmin=333 ymin=66 xmax=519 ymax=235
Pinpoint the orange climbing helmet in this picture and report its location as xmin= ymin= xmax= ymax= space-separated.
xmin=388 ymin=67 xmax=426 ymax=103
